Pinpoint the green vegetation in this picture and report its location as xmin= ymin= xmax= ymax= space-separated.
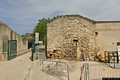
xmin=33 ymin=15 xmax=96 ymax=43
xmin=33 ymin=18 xmax=49 ymax=41
xmin=33 ymin=16 xmax=59 ymax=41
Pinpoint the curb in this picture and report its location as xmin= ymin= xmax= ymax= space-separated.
xmin=17 ymin=49 xmax=31 ymax=57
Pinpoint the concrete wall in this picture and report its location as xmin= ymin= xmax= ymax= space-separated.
xmin=95 ymin=22 xmax=120 ymax=51
xmin=0 ymin=21 xmax=28 ymax=60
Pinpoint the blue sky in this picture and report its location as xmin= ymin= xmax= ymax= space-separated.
xmin=0 ymin=0 xmax=120 ymax=35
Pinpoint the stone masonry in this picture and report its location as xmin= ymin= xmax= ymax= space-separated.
xmin=46 ymin=14 xmax=96 ymax=60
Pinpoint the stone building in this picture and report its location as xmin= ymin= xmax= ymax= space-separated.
xmin=0 ymin=21 xmax=28 ymax=60
xmin=46 ymin=14 xmax=120 ymax=60
xmin=46 ymin=15 xmax=96 ymax=60
xmin=21 ymin=33 xmax=34 ymax=42
xmin=95 ymin=21 xmax=120 ymax=51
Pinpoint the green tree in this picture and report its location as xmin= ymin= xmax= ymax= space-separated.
xmin=33 ymin=18 xmax=50 ymax=41
xmin=33 ymin=15 xmax=59 ymax=42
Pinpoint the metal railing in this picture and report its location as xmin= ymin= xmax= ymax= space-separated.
xmin=80 ymin=63 xmax=120 ymax=80
xmin=35 ymin=45 xmax=69 ymax=80
xmin=41 ymin=60 xmax=69 ymax=80
xmin=104 ymin=51 xmax=120 ymax=69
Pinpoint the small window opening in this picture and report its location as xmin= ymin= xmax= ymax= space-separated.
xmin=50 ymin=54 xmax=52 ymax=56
xmin=95 ymin=32 xmax=98 ymax=36
xmin=73 ymin=39 xmax=78 ymax=42
xmin=117 ymin=42 xmax=120 ymax=46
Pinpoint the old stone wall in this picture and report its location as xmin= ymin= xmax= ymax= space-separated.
xmin=95 ymin=22 xmax=120 ymax=51
xmin=0 ymin=21 xmax=28 ymax=60
xmin=47 ymin=15 xmax=96 ymax=60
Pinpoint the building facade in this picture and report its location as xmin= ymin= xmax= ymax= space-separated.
xmin=95 ymin=21 xmax=120 ymax=51
xmin=46 ymin=15 xmax=96 ymax=60
xmin=46 ymin=14 xmax=120 ymax=60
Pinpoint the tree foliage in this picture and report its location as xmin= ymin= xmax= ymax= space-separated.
xmin=33 ymin=16 xmax=59 ymax=41
xmin=33 ymin=18 xmax=49 ymax=41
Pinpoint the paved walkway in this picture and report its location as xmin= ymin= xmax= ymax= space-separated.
xmin=1 ymin=45 xmax=120 ymax=80
xmin=0 ymin=46 xmax=45 ymax=80
xmin=30 ymin=45 xmax=58 ymax=80
xmin=0 ymin=51 xmax=33 ymax=80
xmin=0 ymin=45 xmax=84 ymax=80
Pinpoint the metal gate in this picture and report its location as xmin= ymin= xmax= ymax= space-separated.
xmin=28 ymin=42 xmax=32 ymax=49
xmin=8 ymin=40 xmax=17 ymax=60
xmin=80 ymin=63 xmax=120 ymax=80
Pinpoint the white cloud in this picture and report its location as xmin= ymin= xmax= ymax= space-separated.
xmin=0 ymin=0 xmax=120 ymax=34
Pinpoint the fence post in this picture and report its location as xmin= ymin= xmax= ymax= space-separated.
xmin=108 ymin=53 xmax=110 ymax=63
xmin=31 ymin=40 xmax=35 ymax=61
xmin=83 ymin=63 xmax=89 ymax=80
xmin=117 ymin=51 xmax=119 ymax=63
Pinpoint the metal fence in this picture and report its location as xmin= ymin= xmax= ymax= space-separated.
xmin=104 ymin=51 xmax=120 ymax=69
xmin=80 ymin=63 xmax=120 ymax=80
xmin=104 ymin=51 xmax=119 ymax=63
xmin=41 ymin=60 xmax=69 ymax=80
xmin=35 ymin=44 xmax=69 ymax=80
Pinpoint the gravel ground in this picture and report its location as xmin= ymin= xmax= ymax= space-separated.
xmin=31 ymin=59 xmax=120 ymax=80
